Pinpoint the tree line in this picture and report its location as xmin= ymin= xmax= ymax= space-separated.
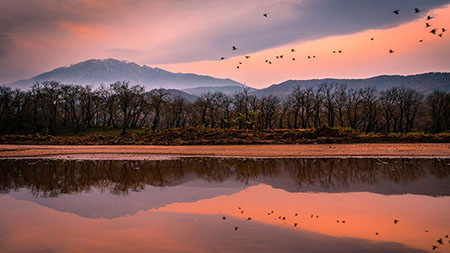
xmin=0 ymin=81 xmax=449 ymax=135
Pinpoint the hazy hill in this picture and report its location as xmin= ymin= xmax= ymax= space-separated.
xmin=252 ymin=72 xmax=450 ymax=98
xmin=182 ymin=85 xmax=257 ymax=96
xmin=7 ymin=58 xmax=243 ymax=90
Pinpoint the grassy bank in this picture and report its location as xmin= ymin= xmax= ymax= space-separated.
xmin=1 ymin=127 xmax=449 ymax=145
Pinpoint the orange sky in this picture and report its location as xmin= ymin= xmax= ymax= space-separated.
xmin=161 ymin=5 xmax=450 ymax=87
xmin=0 ymin=0 xmax=449 ymax=88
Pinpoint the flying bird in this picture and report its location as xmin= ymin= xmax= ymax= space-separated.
xmin=245 ymin=56 xmax=250 ymax=59
xmin=234 ymin=226 xmax=239 ymax=231
xmin=291 ymin=49 xmax=295 ymax=52
xmin=393 ymin=219 xmax=399 ymax=223
xmin=263 ymin=13 xmax=268 ymax=17
xmin=419 ymin=39 xmax=423 ymax=42
xmin=437 ymin=238 xmax=443 ymax=245
xmin=415 ymin=8 xmax=421 ymax=13
xmin=232 ymin=46 xmax=237 ymax=51
xmin=280 ymin=55 xmax=284 ymax=58
xmin=426 ymin=23 xmax=431 ymax=28
xmin=427 ymin=15 xmax=433 ymax=20
xmin=276 ymin=56 xmax=279 ymax=59
xmin=443 ymin=28 xmax=447 ymax=32
xmin=432 ymin=245 xmax=437 ymax=250
xmin=438 ymin=34 xmax=443 ymax=37
xmin=338 ymin=50 xmax=342 ymax=53
xmin=393 ymin=9 xmax=400 ymax=15
xmin=333 ymin=51 xmax=336 ymax=53
xmin=222 ymin=217 xmax=226 ymax=220
xmin=292 ymin=58 xmax=296 ymax=61
xmin=308 ymin=56 xmax=311 ymax=59
xmin=220 ymin=57 xmax=225 ymax=60
xmin=236 ymin=66 xmax=240 ymax=69
xmin=371 ymin=37 xmax=374 ymax=41
xmin=239 ymin=62 xmax=242 ymax=64
xmin=431 ymin=29 xmax=437 ymax=34
xmin=247 ymin=217 xmax=252 ymax=221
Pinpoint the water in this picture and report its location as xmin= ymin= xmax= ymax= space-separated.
xmin=0 ymin=157 xmax=449 ymax=252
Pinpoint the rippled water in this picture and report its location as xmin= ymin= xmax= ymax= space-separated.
xmin=0 ymin=157 xmax=449 ymax=252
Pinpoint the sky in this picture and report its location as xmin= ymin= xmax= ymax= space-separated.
xmin=0 ymin=0 xmax=449 ymax=88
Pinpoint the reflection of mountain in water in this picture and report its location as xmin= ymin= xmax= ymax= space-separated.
xmin=1 ymin=158 xmax=449 ymax=219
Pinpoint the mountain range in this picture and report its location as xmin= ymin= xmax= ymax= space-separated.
xmin=4 ymin=58 xmax=450 ymax=98
xmin=7 ymin=58 xmax=242 ymax=90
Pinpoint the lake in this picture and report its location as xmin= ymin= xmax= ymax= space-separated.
xmin=0 ymin=156 xmax=449 ymax=252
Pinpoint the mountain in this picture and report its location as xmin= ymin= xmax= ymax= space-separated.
xmin=182 ymin=85 xmax=257 ymax=96
xmin=7 ymin=58 xmax=243 ymax=90
xmin=252 ymin=72 xmax=450 ymax=98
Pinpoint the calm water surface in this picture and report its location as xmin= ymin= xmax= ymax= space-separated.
xmin=0 ymin=157 xmax=449 ymax=252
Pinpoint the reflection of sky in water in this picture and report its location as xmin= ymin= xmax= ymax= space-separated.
xmin=0 ymin=158 xmax=449 ymax=252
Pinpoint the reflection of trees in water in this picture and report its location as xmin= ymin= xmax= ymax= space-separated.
xmin=0 ymin=158 xmax=448 ymax=197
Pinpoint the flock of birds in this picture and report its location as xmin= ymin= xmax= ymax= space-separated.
xmin=220 ymin=7 xmax=447 ymax=70
xmin=220 ymin=206 xmax=449 ymax=251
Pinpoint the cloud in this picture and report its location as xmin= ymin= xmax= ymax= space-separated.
xmin=0 ymin=0 xmax=449 ymax=83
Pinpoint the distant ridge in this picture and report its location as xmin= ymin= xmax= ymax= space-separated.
xmin=252 ymin=72 xmax=450 ymax=97
xmin=7 ymin=58 xmax=243 ymax=90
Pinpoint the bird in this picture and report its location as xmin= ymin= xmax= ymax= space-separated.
xmin=308 ymin=56 xmax=311 ymax=59
xmin=426 ymin=23 xmax=431 ymax=28
xmin=443 ymin=28 xmax=447 ymax=32
xmin=247 ymin=217 xmax=252 ymax=221
xmin=419 ymin=39 xmax=423 ymax=42
xmin=236 ymin=66 xmax=240 ymax=69
xmin=239 ymin=62 xmax=242 ymax=64
xmin=431 ymin=29 xmax=437 ymax=35
xmin=222 ymin=216 xmax=226 ymax=220
xmin=241 ymin=210 xmax=244 ymax=213
xmin=393 ymin=9 xmax=400 ymax=15
xmin=371 ymin=37 xmax=374 ymax=41
xmin=276 ymin=56 xmax=279 ymax=59
xmin=220 ymin=57 xmax=225 ymax=60
xmin=282 ymin=217 xmax=286 ymax=220
xmin=438 ymin=34 xmax=443 ymax=37
xmin=311 ymin=215 xmax=314 ymax=218
xmin=232 ymin=46 xmax=237 ymax=51
xmin=437 ymin=238 xmax=443 ymax=245
xmin=446 ymin=235 xmax=448 ymax=238
xmin=291 ymin=49 xmax=295 ymax=52
xmin=292 ymin=58 xmax=295 ymax=61
xmin=263 ymin=13 xmax=268 ymax=17
xmin=342 ymin=220 xmax=345 ymax=223
xmin=294 ymin=223 xmax=298 ymax=227
xmin=295 ymin=213 xmax=298 ymax=216
xmin=333 ymin=51 xmax=336 ymax=53
xmin=267 ymin=212 xmax=271 ymax=215
xmin=235 ymin=226 xmax=239 ymax=231
xmin=245 ymin=56 xmax=250 ymax=59
xmin=313 ymin=56 xmax=316 ymax=58
xmin=280 ymin=55 xmax=284 ymax=58
xmin=427 ymin=15 xmax=433 ymax=20
xmin=394 ymin=219 xmax=399 ymax=224
xmin=268 ymin=61 xmax=272 ymax=64
xmin=432 ymin=245 xmax=437 ymax=250
xmin=415 ymin=8 xmax=421 ymax=14
xmin=375 ymin=232 xmax=379 ymax=236
xmin=389 ymin=49 xmax=395 ymax=54
xmin=265 ymin=59 xmax=269 ymax=63
xmin=338 ymin=50 xmax=342 ymax=53
xmin=337 ymin=220 xmax=340 ymax=223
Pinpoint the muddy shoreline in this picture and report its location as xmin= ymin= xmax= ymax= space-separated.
xmin=1 ymin=143 xmax=449 ymax=158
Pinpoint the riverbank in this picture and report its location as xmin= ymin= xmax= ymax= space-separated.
xmin=1 ymin=143 xmax=449 ymax=158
